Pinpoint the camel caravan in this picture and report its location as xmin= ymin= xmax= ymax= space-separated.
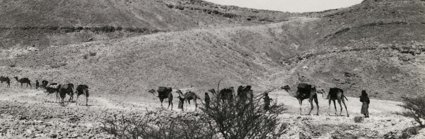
xmin=0 ymin=75 xmax=90 ymax=106
xmin=150 ymin=82 xmax=360 ymax=117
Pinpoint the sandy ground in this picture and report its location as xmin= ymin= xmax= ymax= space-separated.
xmin=0 ymin=86 xmax=423 ymax=138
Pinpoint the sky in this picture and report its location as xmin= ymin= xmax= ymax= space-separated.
xmin=204 ymin=0 xmax=363 ymax=12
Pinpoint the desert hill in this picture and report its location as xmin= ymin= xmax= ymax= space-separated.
xmin=0 ymin=0 xmax=292 ymax=49
xmin=0 ymin=0 xmax=424 ymax=100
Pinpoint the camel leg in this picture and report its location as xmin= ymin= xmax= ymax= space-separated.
xmin=338 ymin=99 xmax=343 ymax=116
xmin=85 ymin=96 xmax=88 ymax=106
xmin=308 ymin=99 xmax=314 ymax=115
xmin=298 ymin=99 xmax=303 ymax=115
xmin=167 ymin=98 xmax=172 ymax=110
xmin=194 ymin=99 xmax=198 ymax=111
xmin=328 ymin=99 xmax=332 ymax=115
xmin=168 ymin=100 xmax=173 ymax=110
xmin=76 ymin=95 xmax=79 ymax=105
xmin=333 ymin=100 xmax=337 ymax=115
xmin=314 ymin=96 xmax=319 ymax=115
xmin=342 ymin=100 xmax=349 ymax=117
xmin=160 ymin=98 xmax=164 ymax=107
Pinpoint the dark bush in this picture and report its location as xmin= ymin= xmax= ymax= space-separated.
xmin=200 ymin=92 xmax=287 ymax=139
xmin=83 ymin=54 xmax=88 ymax=59
xmin=399 ymin=96 xmax=425 ymax=127
xmin=101 ymin=110 xmax=215 ymax=139
xmin=89 ymin=52 xmax=97 ymax=56
xmin=101 ymin=87 xmax=287 ymax=139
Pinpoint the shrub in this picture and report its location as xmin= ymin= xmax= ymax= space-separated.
xmin=89 ymin=52 xmax=97 ymax=56
xmin=354 ymin=116 xmax=364 ymax=123
xmin=399 ymin=96 xmax=425 ymax=127
xmin=101 ymin=87 xmax=288 ymax=139
xmin=200 ymin=92 xmax=287 ymax=139
xmin=100 ymin=110 xmax=215 ymax=139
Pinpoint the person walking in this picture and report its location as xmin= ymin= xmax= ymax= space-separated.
xmin=360 ymin=90 xmax=370 ymax=118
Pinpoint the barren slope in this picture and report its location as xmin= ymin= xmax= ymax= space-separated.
xmin=0 ymin=0 xmax=424 ymax=101
xmin=0 ymin=0 xmax=292 ymax=49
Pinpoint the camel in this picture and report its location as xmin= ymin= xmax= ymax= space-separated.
xmin=41 ymin=80 xmax=49 ymax=88
xmin=237 ymin=85 xmax=253 ymax=103
xmin=44 ymin=83 xmax=61 ymax=102
xmin=148 ymin=87 xmax=173 ymax=109
xmin=58 ymin=83 xmax=75 ymax=105
xmin=177 ymin=90 xmax=200 ymax=110
xmin=208 ymin=87 xmax=234 ymax=102
xmin=14 ymin=76 xmax=31 ymax=88
xmin=293 ymin=83 xmax=319 ymax=115
xmin=0 ymin=76 xmax=10 ymax=87
xmin=281 ymin=85 xmax=290 ymax=91
xmin=75 ymin=84 xmax=89 ymax=106
xmin=326 ymin=88 xmax=349 ymax=117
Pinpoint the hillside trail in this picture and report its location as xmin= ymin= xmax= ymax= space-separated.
xmin=1 ymin=86 xmax=422 ymax=138
xmin=0 ymin=86 xmax=407 ymax=115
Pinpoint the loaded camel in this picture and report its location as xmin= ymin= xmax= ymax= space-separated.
xmin=208 ymin=87 xmax=234 ymax=102
xmin=14 ymin=76 xmax=31 ymax=88
xmin=58 ymin=83 xmax=75 ymax=105
xmin=148 ymin=87 xmax=173 ymax=109
xmin=237 ymin=85 xmax=254 ymax=103
xmin=75 ymin=84 xmax=89 ymax=106
xmin=326 ymin=88 xmax=349 ymax=117
xmin=0 ymin=76 xmax=10 ymax=87
xmin=176 ymin=90 xmax=200 ymax=111
xmin=292 ymin=83 xmax=320 ymax=115
xmin=44 ymin=83 xmax=61 ymax=102
xmin=41 ymin=80 xmax=49 ymax=88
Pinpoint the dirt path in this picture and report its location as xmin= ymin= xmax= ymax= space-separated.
xmin=0 ymin=87 xmax=423 ymax=138
xmin=269 ymin=90 xmax=404 ymax=116
xmin=0 ymin=87 xmax=407 ymax=115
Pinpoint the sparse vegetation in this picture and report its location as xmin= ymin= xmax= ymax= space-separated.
xmin=101 ymin=90 xmax=288 ymax=139
xmin=399 ymin=96 xmax=425 ymax=127
xmin=201 ymin=93 xmax=287 ymax=139
xmin=101 ymin=110 xmax=215 ymax=139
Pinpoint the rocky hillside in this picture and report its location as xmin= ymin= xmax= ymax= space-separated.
xmin=0 ymin=0 xmax=292 ymax=49
xmin=0 ymin=0 xmax=424 ymax=100
xmin=273 ymin=0 xmax=425 ymax=100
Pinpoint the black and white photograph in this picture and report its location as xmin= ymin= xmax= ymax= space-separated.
xmin=0 ymin=0 xmax=424 ymax=138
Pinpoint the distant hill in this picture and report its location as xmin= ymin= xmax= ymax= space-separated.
xmin=1 ymin=0 xmax=424 ymax=100
xmin=0 ymin=0 xmax=292 ymax=49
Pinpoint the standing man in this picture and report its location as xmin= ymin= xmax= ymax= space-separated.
xmin=360 ymin=90 xmax=370 ymax=118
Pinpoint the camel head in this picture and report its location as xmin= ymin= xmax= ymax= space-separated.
xmin=148 ymin=89 xmax=156 ymax=95
xmin=176 ymin=90 xmax=184 ymax=96
xmin=282 ymin=85 xmax=291 ymax=92
xmin=14 ymin=76 xmax=19 ymax=81
xmin=316 ymin=88 xmax=327 ymax=99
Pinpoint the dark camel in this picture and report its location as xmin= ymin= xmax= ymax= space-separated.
xmin=237 ymin=85 xmax=254 ymax=103
xmin=44 ymin=83 xmax=61 ymax=102
xmin=294 ymin=83 xmax=319 ymax=115
xmin=14 ymin=77 xmax=31 ymax=88
xmin=208 ymin=87 xmax=234 ymax=102
xmin=0 ymin=76 xmax=10 ymax=87
xmin=148 ymin=87 xmax=173 ymax=109
xmin=75 ymin=84 xmax=89 ymax=106
xmin=58 ymin=83 xmax=75 ymax=105
xmin=327 ymin=88 xmax=349 ymax=117
xmin=41 ymin=80 xmax=49 ymax=88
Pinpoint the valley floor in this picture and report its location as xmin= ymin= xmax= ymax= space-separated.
xmin=0 ymin=87 xmax=424 ymax=138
